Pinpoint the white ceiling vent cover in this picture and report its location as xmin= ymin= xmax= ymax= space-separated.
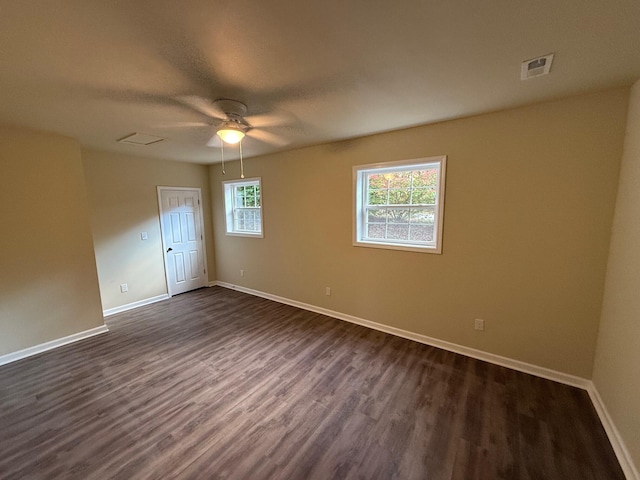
xmin=521 ymin=53 xmax=554 ymax=80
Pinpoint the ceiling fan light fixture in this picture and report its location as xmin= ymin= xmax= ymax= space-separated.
xmin=217 ymin=122 xmax=245 ymax=144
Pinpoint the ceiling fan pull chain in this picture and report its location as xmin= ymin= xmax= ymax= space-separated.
xmin=221 ymin=142 xmax=226 ymax=175
xmin=239 ymin=141 xmax=245 ymax=179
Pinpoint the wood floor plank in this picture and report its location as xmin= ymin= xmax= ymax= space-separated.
xmin=0 ymin=286 xmax=626 ymax=479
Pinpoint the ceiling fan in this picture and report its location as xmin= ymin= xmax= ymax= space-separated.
xmin=177 ymin=97 xmax=291 ymax=148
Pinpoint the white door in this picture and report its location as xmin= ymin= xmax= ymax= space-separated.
xmin=158 ymin=187 xmax=207 ymax=296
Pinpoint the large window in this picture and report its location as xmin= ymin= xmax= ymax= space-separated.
xmin=353 ymin=156 xmax=446 ymax=253
xmin=223 ymin=178 xmax=263 ymax=237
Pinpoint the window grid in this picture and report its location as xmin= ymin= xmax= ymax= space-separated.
xmin=363 ymin=168 xmax=438 ymax=245
xmin=353 ymin=157 xmax=446 ymax=253
xmin=233 ymin=207 xmax=261 ymax=233
xmin=233 ymin=185 xmax=261 ymax=233
xmin=223 ymin=178 xmax=263 ymax=237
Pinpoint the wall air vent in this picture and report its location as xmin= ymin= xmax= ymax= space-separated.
xmin=117 ymin=133 xmax=165 ymax=145
xmin=521 ymin=53 xmax=554 ymax=80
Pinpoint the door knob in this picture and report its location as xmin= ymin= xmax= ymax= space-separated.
xmin=166 ymin=247 xmax=173 ymax=252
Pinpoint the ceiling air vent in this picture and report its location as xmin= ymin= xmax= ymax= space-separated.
xmin=117 ymin=133 xmax=165 ymax=146
xmin=521 ymin=53 xmax=554 ymax=80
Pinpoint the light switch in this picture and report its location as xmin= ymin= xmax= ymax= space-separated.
xmin=141 ymin=232 xmax=148 ymax=240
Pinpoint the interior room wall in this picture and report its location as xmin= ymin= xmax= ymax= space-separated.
xmin=82 ymin=149 xmax=215 ymax=312
xmin=0 ymin=126 xmax=104 ymax=356
xmin=593 ymin=79 xmax=640 ymax=473
xmin=210 ymin=88 xmax=629 ymax=378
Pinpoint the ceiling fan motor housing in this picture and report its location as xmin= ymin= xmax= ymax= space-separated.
xmin=213 ymin=99 xmax=248 ymax=118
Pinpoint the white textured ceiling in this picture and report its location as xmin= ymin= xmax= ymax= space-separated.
xmin=1 ymin=0 xmax=639 ymax=163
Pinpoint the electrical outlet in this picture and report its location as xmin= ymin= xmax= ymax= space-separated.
xmin=325 ymin=287 xmax=331 ymax=296
xmin=120 ymin=283 xmax=128 ymax=293
xmin=474 ymin=318 xmax=485 ymax=331
xmin=240 ymin=269 xmax=244 ymax=277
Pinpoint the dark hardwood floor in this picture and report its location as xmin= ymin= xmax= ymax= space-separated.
xmin=0 ymin=286 xmax=624 ymax=479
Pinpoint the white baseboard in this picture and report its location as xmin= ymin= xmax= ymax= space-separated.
xmin=213 ymin=281 xmax=638 ymax=479
xmin=5 ymin=283 xmax=631 ymax=476
xmin=214 ymin=281 xmax=588 ymax=388
xmin=587 ymin=383 xmax=639 ymax=480
xmin=103 ymin=294 xmax=169 ymax=317
xmin=0 ymin=325 xmax=109 ymax=366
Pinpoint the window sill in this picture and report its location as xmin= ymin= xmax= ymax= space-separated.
xmin=353 ymin=239 xmax=441 ymax=254
xmin=226 ymin=232 xmax=264 ymax=239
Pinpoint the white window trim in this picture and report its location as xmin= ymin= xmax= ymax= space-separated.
xmin=222 ymin=177 xmax=264 ymax=238
xmin=353 ymin=156 xmax=447 ymax=254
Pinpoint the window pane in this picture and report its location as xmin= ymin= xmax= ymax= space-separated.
xmin=367 ymin=173 xmax=388 ymax=189
xmin=409 ymin=224 xmax=434 ymax=242
xmin=367 ymin=223 xmax=386 ymax=240
xmin=388 ymin=209 xmax=410 ymax=224
xmin=243 ymin=189 xmax=252 ymax=207
xmin=236 ymin=186 xmax=248 ymax=207
xmin=388 ymin=171 xmax=411 ymax=188
xmin=234 ymin=209 xmax=262 ymax=232
xmin=367 ymin=209 xmax=387 ymax=223
xmin=368 ymin=189 xmax=387 ymax=205
xmin=412 ymin=169 xmax=438 ymax=187
xmin=245 ymin=215 xmax=255 ymax=231
xmin=250 ymin=186 xmax=258 ymax=205
xmin=386 ymin=224 xmax=409 ymax=240
xmin=410 ymin=207 xmax=435 ymax=224
xmin=388 ymin=188 xmax=410 ymax=205
xmin=411 ymin=187 xmax=436 ymax=205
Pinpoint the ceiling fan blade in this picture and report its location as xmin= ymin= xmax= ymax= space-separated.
xmin=154 ymin=121 xmax=211 ymax=128
xmin=244 ymin=112 xmax=291 ymax=128
xmin=176 ymin=95 xmax=227 ymax=120
xmin=247 ymin=129 xmax=290 ymax=147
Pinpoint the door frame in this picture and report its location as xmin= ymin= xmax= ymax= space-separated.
xmin=157 ymin=186 xmax=209 ymax=297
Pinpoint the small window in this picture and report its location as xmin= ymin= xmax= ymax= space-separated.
xmin=353 ymin=156 xmax=446 ymax=253
xmin=223 ymin=178 xmax=263 ymax=237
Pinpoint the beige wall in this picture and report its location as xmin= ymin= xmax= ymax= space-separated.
xmin=0 ymin=126 xmax=104 ymax=356
xmin=593 ymin=80 xmax=640 ymax=472
xmin=211 ymin=88 xmax=629 ymax=378
xmin=82 ymin=149 xmax=215 ymax=311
